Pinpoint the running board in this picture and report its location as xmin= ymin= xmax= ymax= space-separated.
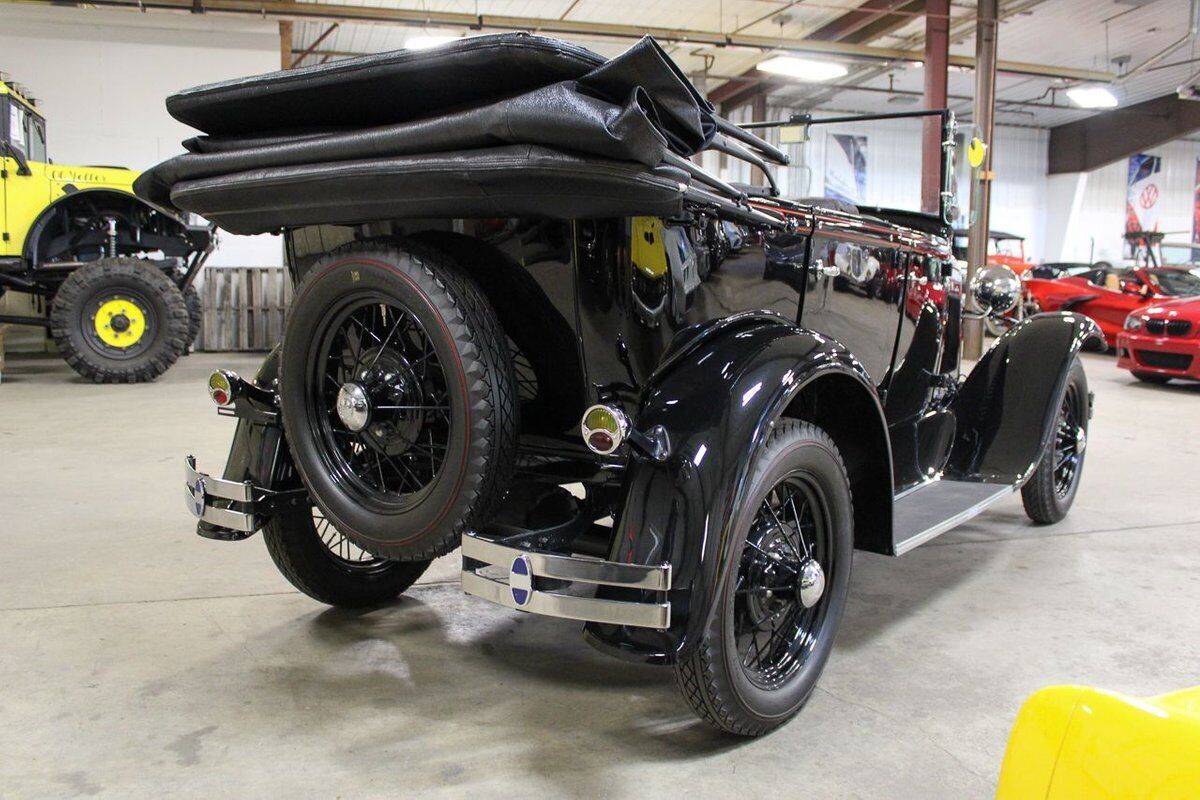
xmin=892 ymin=480 xmax=1014 ymax=555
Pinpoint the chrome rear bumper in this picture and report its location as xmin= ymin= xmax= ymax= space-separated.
xmin=461 ymin=531 xmax=671 ymax=629
xmin=184 ymin=455 xmax=305 ymax=540
xmin=185 ymin=455 xmax=260 ymax=535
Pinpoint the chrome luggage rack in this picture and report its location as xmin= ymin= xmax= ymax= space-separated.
xmin=461 ymin=528 xmax=671 ymax=630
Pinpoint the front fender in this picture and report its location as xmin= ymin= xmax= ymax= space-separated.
xmin=584 ymin=316 xmax=889 ymax=663
xmin=946 ymin=312 xmax=1099 ymax=485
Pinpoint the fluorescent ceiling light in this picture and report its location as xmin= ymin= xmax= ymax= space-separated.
xmin=405 ymin=34 xmax=460 ymax=50
xmin=1066 ymin=85 xmax=1118 ymax=109
xmin=757 ymin=56 xmax=848 ymax=82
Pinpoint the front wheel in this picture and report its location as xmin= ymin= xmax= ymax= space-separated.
xmin=1021 ymin=357 xmax=1089 ymax=524
xmin=674 ymin=420 xmax=853 ymax=736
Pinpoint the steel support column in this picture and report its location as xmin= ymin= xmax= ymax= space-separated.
xmin=921 ymin=0 xmax=950 ymax=214
xmin=279 ymin=20 xmax=293 ymax=69
xmin=964 ymin=0 xmax=997 ymax=360
xmin=751 ymin=93 xmax=768 ymax=188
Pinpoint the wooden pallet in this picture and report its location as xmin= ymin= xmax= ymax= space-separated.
xmin=198 ymin=267 xmax=292 ymax=352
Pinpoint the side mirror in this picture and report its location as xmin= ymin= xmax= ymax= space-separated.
xmin=970 ymin=265 xmax=1021 ymax=316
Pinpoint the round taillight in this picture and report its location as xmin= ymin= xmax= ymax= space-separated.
xmin=207 ymin=370 xmax=236 ymax=407
xmin=588 ymin=430 xmax=614 ymax=453
xmin=580 ymin=404 xmax=629 ymax=455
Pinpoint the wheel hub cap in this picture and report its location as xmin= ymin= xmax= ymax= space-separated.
xmin=336 ymin=382 xmax=371 ymax=432
xmin=94 ymin=298 xmax=146 ymax=348
xmin=798 ymin=558 xmax=826 ymax=608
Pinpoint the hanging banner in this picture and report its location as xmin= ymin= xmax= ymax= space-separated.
xmin=1125 ymin=153 xmax=1162 ymax=235
xmin=1193 ymin=159 xmax=1200 ymax=245
xmin=824 ymin=133 xmax=868 ymax=204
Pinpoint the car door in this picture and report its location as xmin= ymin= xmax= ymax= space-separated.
xmin=1075 ymin=270 xmax=1146 ymax=334
xmin=801 ymin=210 xmax=902 ymax=385
xmin=1 ymin=95 xmax=11 ymax=253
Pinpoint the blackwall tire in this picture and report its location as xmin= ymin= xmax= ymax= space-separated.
xmin=183 ymin=283 xmax=203 ymax=351
xmin=278 ymin=242 xmax=518 ymax=561
xmin=263 ymin=503 xmax=431 ymax=608
xmin=674 ymin=420 xmax=853 ymax=736
xmin=49 ymin=257 xmax=189 ymax=383
xmin=1021 ymin=357 xmax=1089 ymax=524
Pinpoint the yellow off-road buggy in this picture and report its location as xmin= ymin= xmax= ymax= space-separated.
xmin=0 ymin=77 xmax=213 ymax=382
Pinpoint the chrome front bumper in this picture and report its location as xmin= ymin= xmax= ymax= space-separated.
xmin=461 ymin=532 xmax=671 ymax=629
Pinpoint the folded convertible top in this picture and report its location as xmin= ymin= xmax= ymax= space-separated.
xmin=139 ymin=34 xmax=785 ymax=234
xmin=170 ymin=146 xmax=692 ymax=235
xmin=167 ymin=32 xmax=604 ymax=136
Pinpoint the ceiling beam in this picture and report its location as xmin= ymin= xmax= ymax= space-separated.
xmin=1049 ymin=94 xmax=1200 ymax=174
xmin=808 ymin=0 xmax=927 ymax=45
xmin=0 ymin=0 xmax=1114 ymax=83
xmin=292 ymin=22 xmax=339 ymax=68
xmin=709 ymin=0 xmax=929 ymax=110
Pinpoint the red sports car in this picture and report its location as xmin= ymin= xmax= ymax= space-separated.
xmin=1023 ymin=266 xmax=1200 ymax=347
xmin=1116 ymin=296 xmax=1200 ymax=383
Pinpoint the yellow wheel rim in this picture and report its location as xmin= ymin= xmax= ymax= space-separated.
xmin=94 ymin=298 xmax=147 ymax=348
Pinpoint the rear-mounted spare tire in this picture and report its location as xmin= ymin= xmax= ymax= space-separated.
xmin=278 ymin=242 xmax=517 ymax=561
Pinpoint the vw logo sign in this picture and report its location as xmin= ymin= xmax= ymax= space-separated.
xmin=189 ymin=477 xmax=207 ymax=518
xmin=509 ymin=554 xmax=533 ymax=607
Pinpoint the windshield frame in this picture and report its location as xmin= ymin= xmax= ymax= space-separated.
xmin=1146 ymin=269 xmax=1200 ymax=297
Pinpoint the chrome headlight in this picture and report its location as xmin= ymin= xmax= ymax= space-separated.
xmin=970 ymin=265 xmax=1021 ymax=316
xmin=1124 ymin=315 xmax=1144 ymax=331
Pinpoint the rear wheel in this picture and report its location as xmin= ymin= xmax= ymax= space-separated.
xmin=183 ymin=283 xmax=203 ymax=351
xmin=675 ymin=420 xmax=853 ymax=736
xmin=49 ymin=257 xmax=189 ymax=382
xmin=278 ymin=242 xmax=517 ymax=561
xmin=1021 ymin=358 xmax=1089 ymax=524
xmin=263 ymin=504 xmax=430 ymax=608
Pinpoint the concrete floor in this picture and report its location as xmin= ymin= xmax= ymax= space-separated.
xmin=1 ymin=350 xmax=1198 ymax=798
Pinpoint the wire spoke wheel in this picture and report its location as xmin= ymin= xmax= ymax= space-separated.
xmin=1021 ymin=357 xmax=1089 ymax=524
xmin=307 ymin=295 xmax=452 ymax=512
xmin=674 ymin=421 xmax=852 ymax=736
xmin=734 ymin=474 xmax=833 ymax=690
xmin=311 ymin=507 xmax=391 ymax=573
xmin=1052 ymin=384 xmax=1084 ymax=499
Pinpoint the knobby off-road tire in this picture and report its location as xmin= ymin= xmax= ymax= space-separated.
xmin=183 ymin=283 xmax=203 ymax=350
xmin=278 ymin=241 xmax=518 ymax=561
xmin=49 ymin=257 xmax=189 ymax=383
xmin=1021 ymin=357 xmax=1089 ymax=524
xmin=675 ymin=420 xmax=854 ymax=736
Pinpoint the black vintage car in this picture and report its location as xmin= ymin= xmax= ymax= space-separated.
xmin=146 ymin=34 xmax=1098 ymax=736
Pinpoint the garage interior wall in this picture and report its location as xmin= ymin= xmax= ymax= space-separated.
xmin=0 ymin=5 xmax=283 ymax=267
xmin=5 ymin=5 xmax=1200 ymax=268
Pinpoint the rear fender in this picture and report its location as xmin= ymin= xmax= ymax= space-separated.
xmin=583 ymin=315 xmax=892 ymax=663
xmin=946 ymin=312 xmax=1099 ymax=485
xmin=195 ymin=348 xmax=287 ymax=536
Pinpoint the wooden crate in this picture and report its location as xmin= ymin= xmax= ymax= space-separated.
xmin=197 ymin=267 xmax=292 ymax=352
